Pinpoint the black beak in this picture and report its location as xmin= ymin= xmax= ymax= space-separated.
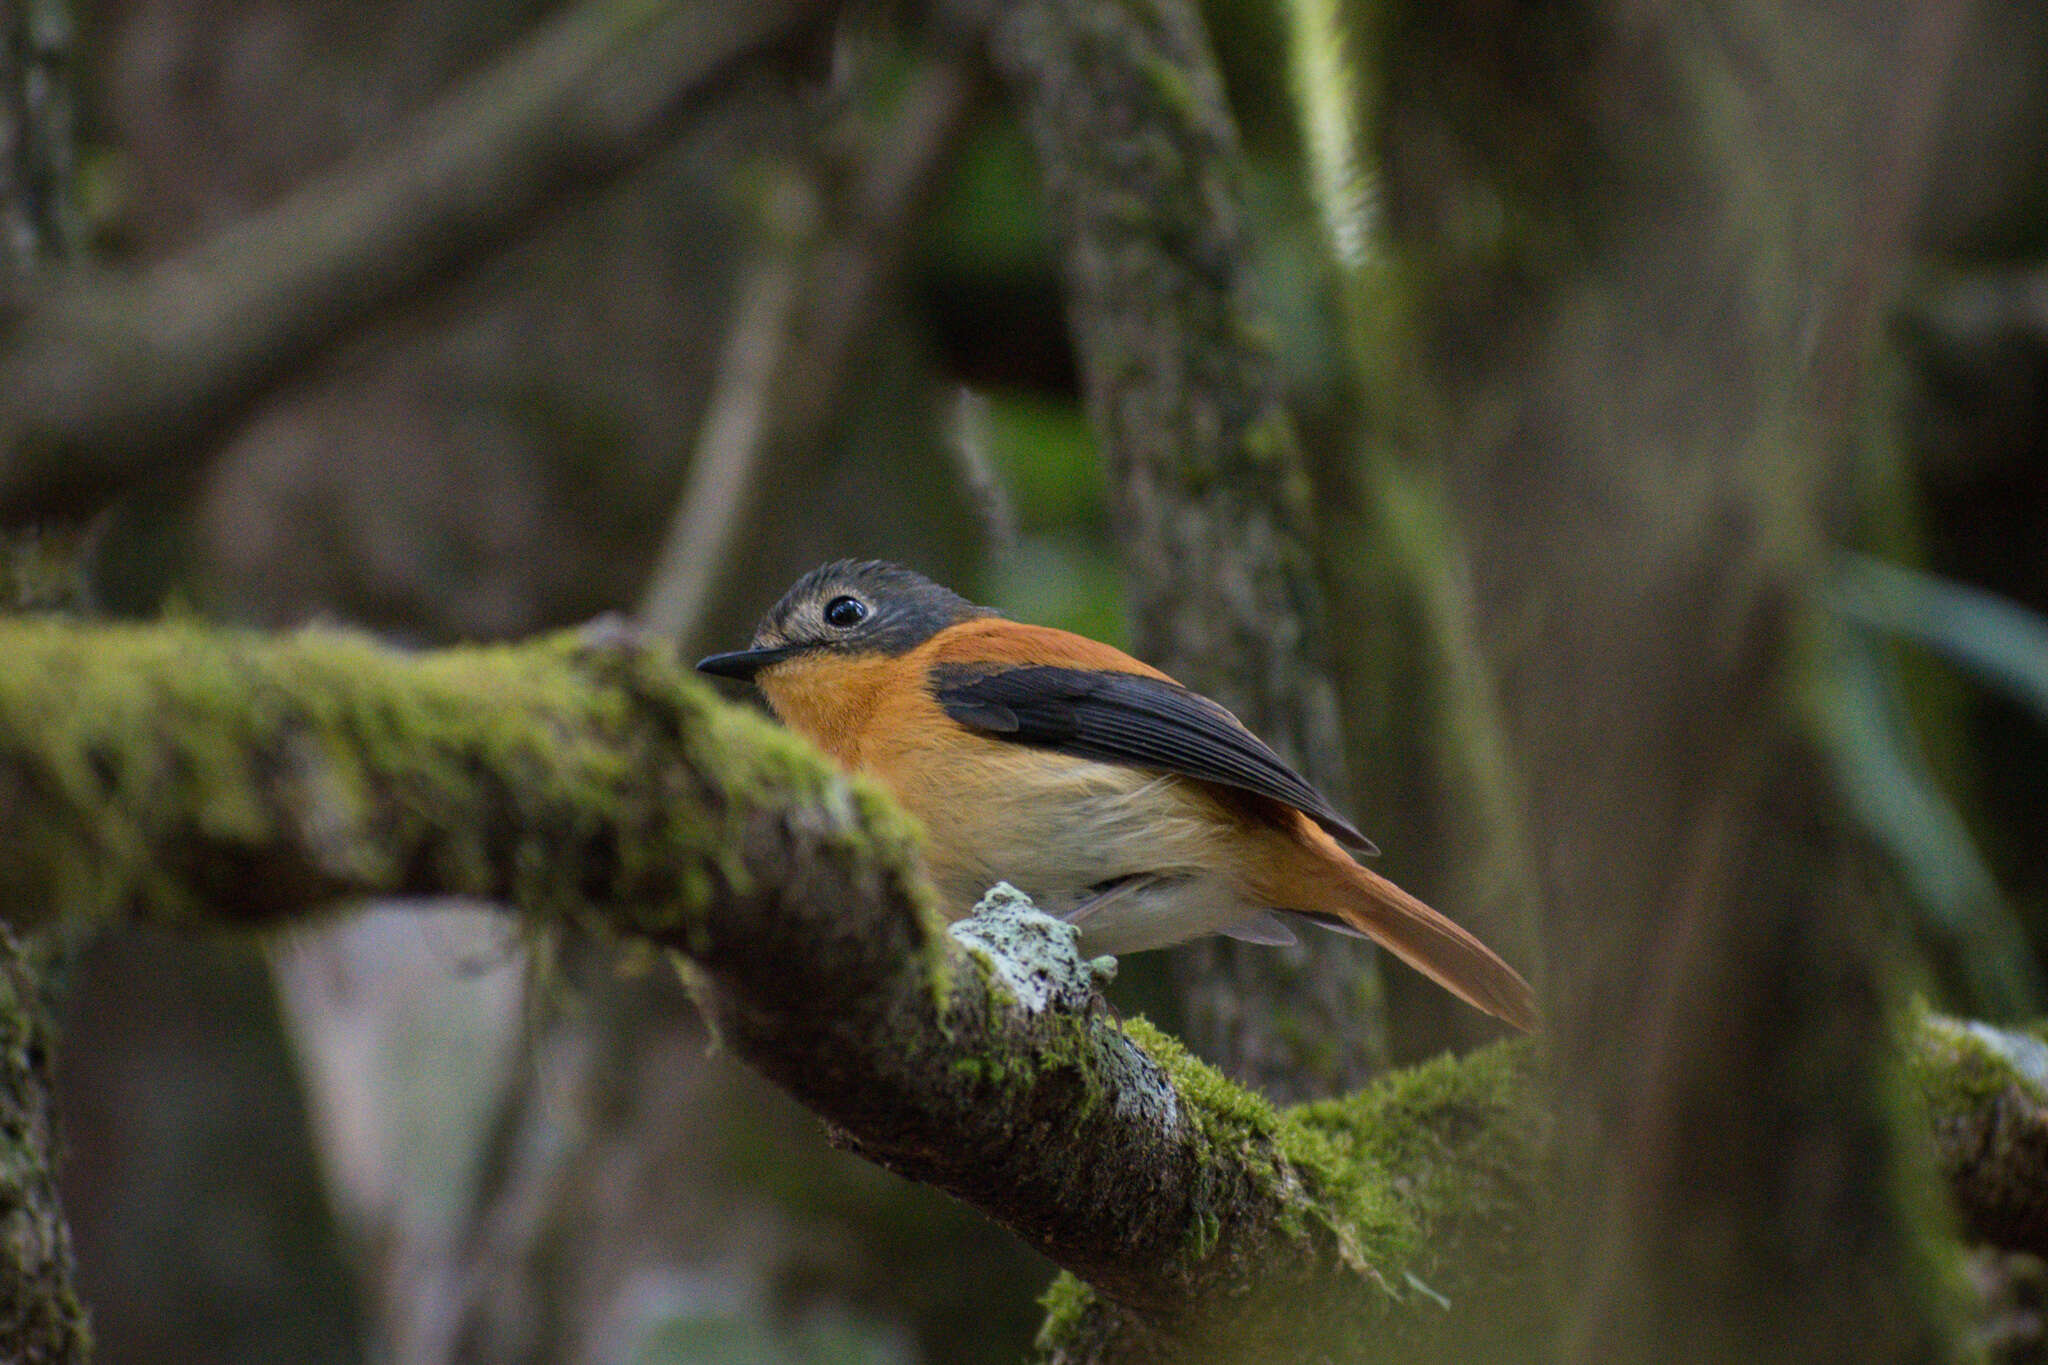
xmin=695 ymin=643 xmax=803 ymax=681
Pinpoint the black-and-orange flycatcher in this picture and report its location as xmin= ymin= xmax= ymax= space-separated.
xmin=698 ymin=560 xmax=1537 ymax=1031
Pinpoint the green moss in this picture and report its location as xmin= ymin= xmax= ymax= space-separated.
xmin=1034 ymin=1270 xmax=1098 ymax=1354
xmin=0 ymin=619 xmax=937 ymax=948
xmin=1028 ymin=1030 xmax=1539 ymax=1354
xmin=1190 ymin=1206 xmax=1222 ymax=1260
xmin=1280 ymin=1042 xmax=1538 ymax=1285
xmin=1906 ymin=1011 xmax=2048 ymax=1123
xmin=1122 ymin=1018 xmax=1536 ymax=1294
xmin=1872 ymin=1010 xmax=1976 ymax=1352
xmin=947 ymin=1039 xmax=1046 ymax=1093
xmin=950 ymin=1055 xmax=996 ymax=1085
xmin=1123 ymin=1016 xmax=1281 ymax=1137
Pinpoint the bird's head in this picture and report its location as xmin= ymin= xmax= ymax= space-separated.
xmin=696 ymin=560 xmax=990 ymax=682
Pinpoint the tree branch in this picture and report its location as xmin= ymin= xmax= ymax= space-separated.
xmin=0 ymin=618 xmax=1537 ymax=1360
xmin=0 ymin=0 xmax=828 ymax=524
xmin=1912 ymin=1012 xmax=2048 ymax=1257
xmin=637 ymin=236 xmax=805 ymax=643
xmin=0 ymin=617 xmax=2037 ymax=1359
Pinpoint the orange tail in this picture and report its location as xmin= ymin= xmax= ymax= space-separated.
xmin=1284 ymin=841 xmax=1539 ymax=1032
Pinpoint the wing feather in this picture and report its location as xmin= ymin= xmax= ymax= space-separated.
xmin=930 ymin=663 xmax=1378 ymax=855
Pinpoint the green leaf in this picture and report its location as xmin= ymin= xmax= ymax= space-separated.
xmin=1831 ymin=555 xmax=2048 ymax=724
xmin=1811 ymin=599 xmax=2045 ymax=1018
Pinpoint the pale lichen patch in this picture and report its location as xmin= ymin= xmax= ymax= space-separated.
xmin=1095 ymin=1025 xmax=1182 ymax=1132
xmin=948 ymin=881 xmax=1102 ymax=1015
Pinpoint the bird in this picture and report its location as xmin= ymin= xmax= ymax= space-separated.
xmin=697 ymin=559 xmax=1536 ymax=1031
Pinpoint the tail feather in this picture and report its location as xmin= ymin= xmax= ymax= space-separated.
xmin=1310 ymin=858 xmax=1539 ymax=1032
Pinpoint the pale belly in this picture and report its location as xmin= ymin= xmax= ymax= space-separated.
xmin=879 ymin=744 xmax=1285 ymax=956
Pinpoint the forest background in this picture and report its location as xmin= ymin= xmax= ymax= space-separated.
xmin=2 ymin=0 xmax=2047 ymax=1361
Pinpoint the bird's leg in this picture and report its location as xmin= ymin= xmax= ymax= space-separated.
xmin=1060 ymin=874 xmax=1159 ymax=927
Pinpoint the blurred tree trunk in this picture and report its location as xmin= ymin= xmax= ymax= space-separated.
xmin=996 ymin=0 xmax=1993 ymax=1354
xmin=1371 ymin=0 xmax=1974 ymax=1358
xmin=992 ymin=0 xmax=1391 ymax=1100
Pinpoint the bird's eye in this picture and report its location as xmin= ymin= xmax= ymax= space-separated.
xmin=823 ymin=595 xmax=868 ymax=629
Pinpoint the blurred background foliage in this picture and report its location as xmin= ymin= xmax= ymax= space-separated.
xmin=14 ymin=0 xmax=2048 ymax=1360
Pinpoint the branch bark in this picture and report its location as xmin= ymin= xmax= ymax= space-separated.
xmin=0 ymin=0 xmax=828 ymax=524
xmin=1912 ymin=1013 xmax=2048 ymax=1258
xmin=0 ymin=618 xmax=1537 ymax=1361
xmin=0 ymin=925 xmax=89 ymax=1364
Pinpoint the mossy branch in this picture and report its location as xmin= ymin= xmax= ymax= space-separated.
xmin=1910 ymin=1012 xmax=2048 ymax=1257
xmin=0 ymin=618 xmax=1540 ymax=1359
xmin=0 ymin=619 xmax=2039 ymax=1360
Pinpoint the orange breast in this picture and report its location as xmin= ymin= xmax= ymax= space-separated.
xmin=754 ymin=650 xmax=910 ymax=770
xmin=751 ymin=626 xmax=1216 ymax=914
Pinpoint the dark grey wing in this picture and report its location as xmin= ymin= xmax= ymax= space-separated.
xmin=930 ymin=664 xmax=1378 ymax=854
